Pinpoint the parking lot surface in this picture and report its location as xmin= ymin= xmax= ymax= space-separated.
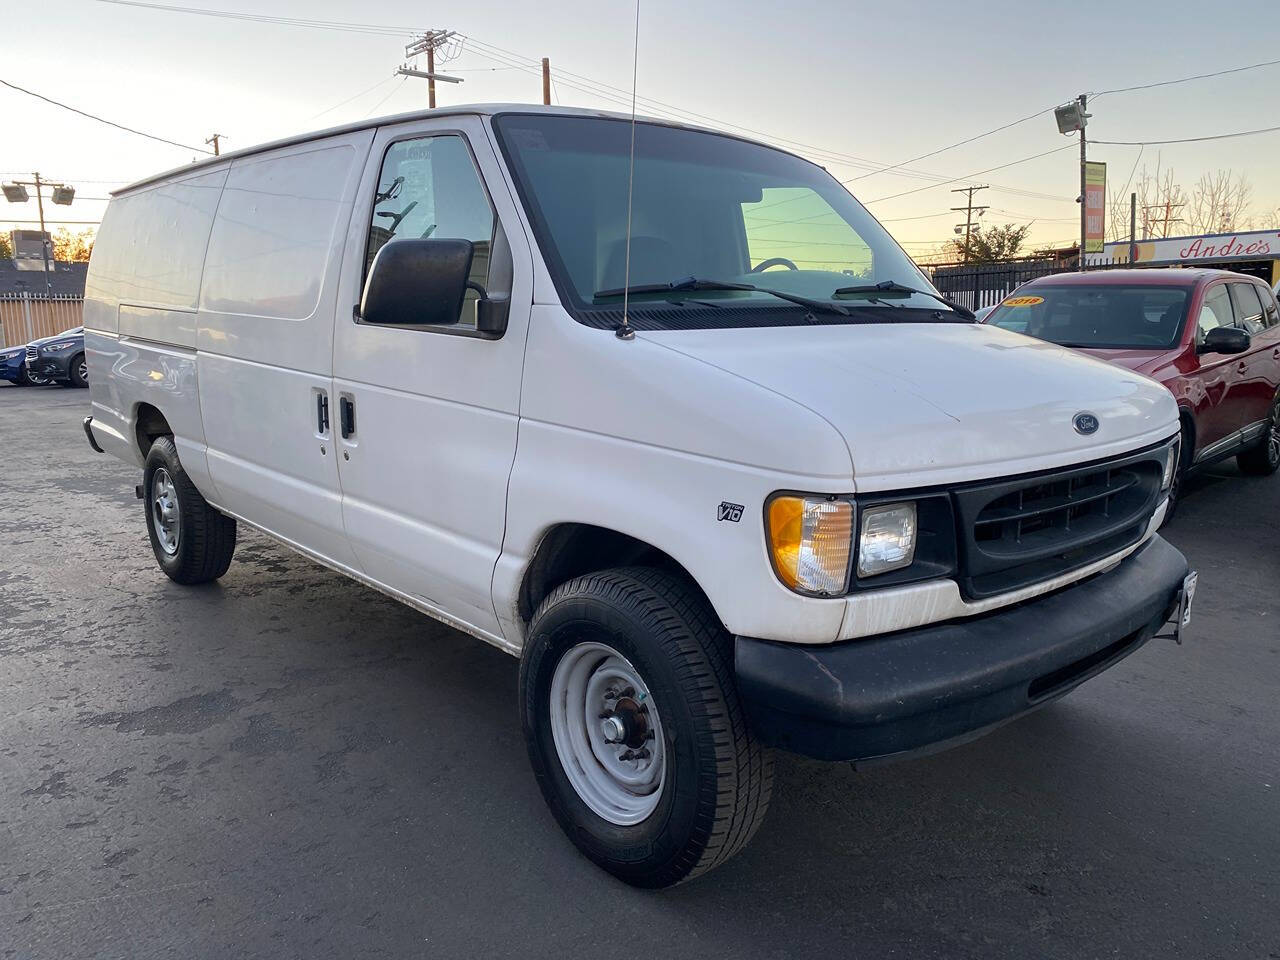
xmin=1 ymin=382 xmax=1277 ymax=959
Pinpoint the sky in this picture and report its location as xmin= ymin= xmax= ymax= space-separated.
xmin=2 ymin=0 xmax=1279 ymax=261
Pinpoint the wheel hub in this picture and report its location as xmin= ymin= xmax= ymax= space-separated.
xmin=549 ymin=641 xmax=666 ymax=826
xmin=150 ymin=468 xmax=181 ymax=555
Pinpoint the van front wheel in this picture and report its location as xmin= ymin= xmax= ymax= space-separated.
xmin=143 ymin=436 xmax=237 ymax=584
xmin=520 ymin=567 xmax=773 ymax=888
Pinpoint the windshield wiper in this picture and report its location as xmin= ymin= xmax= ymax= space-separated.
xmin=594 ymin=276 xmax=851 ymax=317
xmin=833 ymin=280 xmax=976 ymax=321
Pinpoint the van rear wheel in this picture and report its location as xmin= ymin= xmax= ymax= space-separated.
xmin=143 ymin=436 xmax=237 ymax=584
xmin=520 ymin=567 xmax=773 ymax=888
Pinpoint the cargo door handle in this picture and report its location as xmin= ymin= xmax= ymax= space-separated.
xmin=339 ymin=396 xmax=356 ymax=439
xmin=1236 ymin=361 xmax=1248 ymax=374
xmin=316 ymin=394 xmax=330 ymax=434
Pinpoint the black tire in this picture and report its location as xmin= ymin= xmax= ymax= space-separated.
xmin=520 ymin=566 xmax=773 ymax=888
xmin=1237 ymin=392 xmax=1280 ymax=476
xmin=1162 ymin=421 xmax=1194 ymax=525
xmin=143 ymin=435 xmax=237 ymax=584
xmin=68 ymin=352 xmax=88 ymax=388
xmin=15 ymin=365 xmax=31 ymax=386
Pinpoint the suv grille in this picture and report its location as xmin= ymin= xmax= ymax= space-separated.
xmin=26 ymin=345 xmax=37 ymax=363
xmin=954 ymin=446 xmax=1165 ymax=600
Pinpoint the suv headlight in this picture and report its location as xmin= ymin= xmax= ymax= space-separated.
xmin=856 ymin=502 xmax=918 ymax=577
xmin=766 ymin=495 xmax=853 ymax=595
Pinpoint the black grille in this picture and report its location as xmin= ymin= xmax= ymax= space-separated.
xmin=954 ymin=446 xmax=1166 ymax=600
xmin=26 ymin=345 xmax=37 ymax=363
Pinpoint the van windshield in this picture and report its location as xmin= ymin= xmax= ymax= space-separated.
xmin=492 ymin=113 xmax=948 ymax=328
xmin=986 ymin=285 xmax=1190 ymax=350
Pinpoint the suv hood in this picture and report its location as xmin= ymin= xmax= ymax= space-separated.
xmin=1076 ymin=346 xmax=1181 ymax=377
xmin=645 ymin=322 xmax=1178 ymax=490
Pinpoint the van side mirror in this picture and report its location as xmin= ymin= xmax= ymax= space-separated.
xmin=359 ymin=238 xmax=509 ymax=335
xmin=1197 ymin=326 xmax=1250 ymax=355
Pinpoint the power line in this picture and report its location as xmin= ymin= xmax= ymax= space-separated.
xmin=0 ymin=78 xmax=211 ymax=154
xmin=844 ymin=105 xmax=1057 ymax=182
xmin=866 ymin=143 xmax=1077 ymax=204
xmin=308 ymin=73 xmax=398 ymax=120
xmin=1092 ymin=57 xmax=1280 ymax=98
xmin=1092 ymin=124 xmax=1280 ymax=146
xmin=363 ymin=75 xmax=408 ymax=118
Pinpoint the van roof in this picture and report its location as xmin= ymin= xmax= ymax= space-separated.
xmin=113 ymin=104 xmax=740 ymax=196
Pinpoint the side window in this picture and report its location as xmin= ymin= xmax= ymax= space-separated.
xmin=1266 ymin=287 xmax=1280 ymax=329
xmin=364 ymin=134 xmax=495 ymax=325
xmin=1196 ymin=285 xmax=1235 ymax=343
xmin=1229 ymin=282 xmax=1265 ymax=334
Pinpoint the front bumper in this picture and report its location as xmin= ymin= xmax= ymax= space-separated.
xmin=27 ymin=352 xmax=74 ymax=381
xmin=735 ymin=535 xmax=1189 ymax=762
xmin=0 ymin=356 xmax=22 ymax=383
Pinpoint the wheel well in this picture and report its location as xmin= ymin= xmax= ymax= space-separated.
xmin=1178 ymin=409 xmax=1196 ymax=464
xmin=518 ymin=524 xmax=705 ymax=624
xmin=134 ymin=403 xmax=173 ymax=457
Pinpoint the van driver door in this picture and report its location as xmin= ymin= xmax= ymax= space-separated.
xmin=331 ymin=115 xmax=532 ymax=641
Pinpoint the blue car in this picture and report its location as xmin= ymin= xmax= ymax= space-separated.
xmin=0 ymin=343 xmax=51 ymax=386
xmin=23 ymin=326 xmax=87 ymax=388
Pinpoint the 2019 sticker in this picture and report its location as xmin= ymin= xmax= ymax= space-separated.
xmin=1002 ymin=296 xmax=1044 ymax=307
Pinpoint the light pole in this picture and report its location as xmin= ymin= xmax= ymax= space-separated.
xmin=2 ymin=173 xmax=76 ymax=296
xmin=1054 ymin=95 xmax=1090 ymax=271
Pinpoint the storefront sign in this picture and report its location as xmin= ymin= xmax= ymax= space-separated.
xmin=1095 ymin=229 xmax=1280 ymax=265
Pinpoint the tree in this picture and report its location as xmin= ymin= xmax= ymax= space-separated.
xmin=0 ymin=232 xmax=11 ymax=260
xmin=947 ymin=222 xmax=1030 ymax=263
xmin=1187 ymin=170 xmax=1252 ymax=235
xmin=51 ymin=227 xmax=94 ymax=262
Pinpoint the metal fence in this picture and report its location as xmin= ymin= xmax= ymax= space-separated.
xmin=0 ymin=293 xmax=85 ymax=348
xmin=926 ymin=257 xmax=1130 ymax=311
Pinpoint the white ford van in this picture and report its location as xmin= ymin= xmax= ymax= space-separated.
xmin=83 ymin=105 xmax=1194 ymax=887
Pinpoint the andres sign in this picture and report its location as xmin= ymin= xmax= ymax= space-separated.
xmin=1084 ymin=162 xmax=1106 ymax=254
xmin=1096 ymin=229 xmax=1280 ymax=266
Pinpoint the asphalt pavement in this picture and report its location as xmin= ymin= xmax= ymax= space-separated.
xmin=1 ymin=382 xmax=1277 ymax=959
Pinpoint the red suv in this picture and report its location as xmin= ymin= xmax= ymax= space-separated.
xmin=985 ymin=269 xmax=1280 ymax=509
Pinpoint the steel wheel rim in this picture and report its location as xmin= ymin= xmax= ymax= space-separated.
xmin=548 ymin=640 xmax=666 ymax=826
xmin=150 ymin=468 xmax=180 ymax=555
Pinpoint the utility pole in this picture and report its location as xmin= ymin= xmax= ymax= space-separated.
xmin=951 ymin=185 xmax=988 ymax=264
xmin=542 ymin=57 xmax=551 ymax=106
xmin=1129 ymin=192 xmax=1137 ymax=265
xmin=402 ymin=31 xmax=461 ymax=109
xmin=1077 ymin=93 xmax=1088 ymax=271
xmin=2 ymin=173 xmax=75 ymax=297
xmin=205 ymin=133 xmax=225 ymax=156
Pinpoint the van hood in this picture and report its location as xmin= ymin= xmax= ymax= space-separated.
xmin=644 ymin=322 xmax=1178 ymax=490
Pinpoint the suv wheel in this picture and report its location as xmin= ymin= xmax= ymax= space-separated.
xmin=520 ymin=567 xmax=773 ymax=888
xmin=143 ymin=436 xmax=237 ymax=583
xmin=1238 ymin=392 xmax=1280 ymax=476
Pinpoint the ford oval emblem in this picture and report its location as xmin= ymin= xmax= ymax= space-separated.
xmin=1073 ymin=412 xmax=1100 ymax=435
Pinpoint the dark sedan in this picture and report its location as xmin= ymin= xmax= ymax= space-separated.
xmin=23 ymin=326 xmax=87 ymax=388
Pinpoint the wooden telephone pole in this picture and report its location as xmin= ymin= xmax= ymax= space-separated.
xmin=542 ymin=58 xmax=551 ymax=106
xmin=951 ymin=185 xmax=989 ymax=264
xmin=401 ymin=31 xmax=462 ymax=109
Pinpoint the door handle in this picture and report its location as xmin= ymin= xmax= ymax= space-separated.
xmin=339 ymin=396 xmax=356 ymax=439
xmin=316 ymin=393 xmax=330 ymax=434
xmin=1236 ymin=361 xmax=1249 ymax=375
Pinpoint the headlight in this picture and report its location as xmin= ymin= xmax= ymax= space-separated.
xmin=1161 ymin=436 xmax=1181 ymax=492
xmin=42 ymin=341 xmax=77 ymax=353
xmin=856 ymin=502 xmax=918 ymax=578
xmin=766 ymin=495 xmax=853 ymax=595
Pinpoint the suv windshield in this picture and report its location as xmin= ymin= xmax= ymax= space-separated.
xmin=492 ymin=113 xmax=948 ymax=327
xmin=986 ymin=285 xmax=1189 ymax=350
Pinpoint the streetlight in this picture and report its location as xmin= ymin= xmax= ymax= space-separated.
xmin=1055 ymin=96 xmax=1091 ymax=270
xmin=1 ymin=173 xmax=75 ymax=296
